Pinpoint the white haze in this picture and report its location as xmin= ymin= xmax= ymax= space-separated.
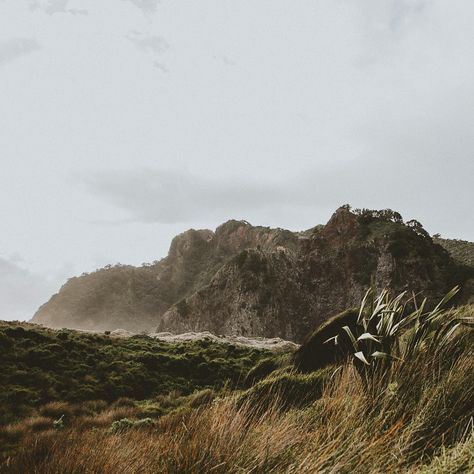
xmin=0 ymin=0 xmax=473 ymax=320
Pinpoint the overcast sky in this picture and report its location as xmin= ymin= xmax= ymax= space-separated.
xmin=0 ymin=0 xmax=473 ymax=320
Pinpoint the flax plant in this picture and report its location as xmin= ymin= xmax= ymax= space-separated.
xmin=325 ymin=286 xmax=473 ymax=380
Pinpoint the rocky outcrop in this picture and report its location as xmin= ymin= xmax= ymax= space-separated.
xmin=32 ymin=207 xmax=471 ymax=341
xmin=159 ymin=208 xmax=463 ymax=341
xmin=158 ymin=247 xmax=308 ymax=340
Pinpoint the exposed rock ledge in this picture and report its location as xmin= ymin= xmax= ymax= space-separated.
xmin=109 ymin=328 xmax=299 ymax=353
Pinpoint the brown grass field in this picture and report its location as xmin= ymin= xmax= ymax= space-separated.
xmin=1 ymin=323 xmax=473 ymax=473
xmin=1 ymin=295 xmax=473 ymax=473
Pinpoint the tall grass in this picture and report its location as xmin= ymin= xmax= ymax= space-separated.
xmin=2 ymin=317 xmax=472 ymax=474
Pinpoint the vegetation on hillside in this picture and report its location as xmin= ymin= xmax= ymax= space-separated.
xmin=0 ymin=322 xmax=271 ymax=425
xmin=434 ymin=236 xmax=474 ymax=268
xmin=325 ymin=286 xmax=468 ymax=371
xmin=1 ymin=293 xmax=473 ymax=473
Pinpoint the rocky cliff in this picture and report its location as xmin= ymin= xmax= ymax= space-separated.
xmin=31 ymin=220 xmax=302 ymax=332
xmin=32 ymin=208 xmax=473 ymax=341
xmin=160 ymin=208 xmax=469 ymax=341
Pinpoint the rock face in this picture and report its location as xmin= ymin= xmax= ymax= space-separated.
xmin=157 ymin=247 xmax=307 ymax=341
xmin=160 ymin=208 xmax=464 ymax=341
xmin=32 ymin=208 xmax=471 ymax=341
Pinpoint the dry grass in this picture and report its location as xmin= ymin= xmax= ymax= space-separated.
xmin=413 ymin=431 xmax=474 ymax=473
xmin=1 ymin=323 xmax=472 ymax=473
xmin=73 ymin=406 xmax=143 ymax=431
xmin=2 ymin=343 xmax=473 ymax=473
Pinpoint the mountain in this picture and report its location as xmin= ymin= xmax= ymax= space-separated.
xmin=31 ymin=220 xmax=304 ymax=333
xmin=32 ymin=207 xmax=473 ymax=341
xmin=160 ymin=207 xmax=472 ymax=341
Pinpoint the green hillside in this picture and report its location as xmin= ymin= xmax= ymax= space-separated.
xmin=0 ymin=321 xmax=272 ymax=425
xmin=1 ymin=298 xmax=473 ymax=473
xmin=435 ymin=236 xmax=474 ymax=268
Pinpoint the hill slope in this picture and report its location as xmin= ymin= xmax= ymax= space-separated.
xmin=434 ymin=236 xmax=474 ymax=268
xmin=2 ymin=304 xmax=473 ymax=473
xmin=0 ymin=321 xmax=273 ymax=424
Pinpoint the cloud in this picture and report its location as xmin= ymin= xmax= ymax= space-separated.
xmin=28 ymin=0 xmax=67 ymax=15
xmin=127 ymin=31 xmax=169 ymax=71
xmin=43 ymin=0 xmax=67 ymax=14
xmin=388 ymin=0 xmax=428 ymax=31
xmin=153 ymin=61 xmax=168 ymax=73
xmin=83 ymin=143 xmax=473 ymax=238
xmin=83 ymin=169 xmax=291 ymax=224
xmin=127 ymin=32 xmax=168 ymax=53
xmin=213 ymin=54 xmax=236 ymax=67
xmin=123 ymin=0 xmax=159 ymax=14
xmin=28 ymin=0 xmax=88 ymax=16
xmin=68 ymin=8 xmax=88 ymax=16
xmin=0 ymin=256 xmax=56 ymax=321
xmin=0 ymin=38 xmax=40 ymax=66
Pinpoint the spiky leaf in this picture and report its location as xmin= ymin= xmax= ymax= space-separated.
xmin=354 ymin=351 xmax=371 ymax=365
xmin=357 ymin=333 xmax=381 ymax=343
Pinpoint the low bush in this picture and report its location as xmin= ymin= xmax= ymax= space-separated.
xmin=21 ymin=416 xmax=52 ymax=433
xmin=237 ymin=368 xmax=331 ymax=412
xmin=110 ymin=417 xmax=154 ymax=434
xmin=244 ymin=357 xmax=280 ymax=386
xmin=0 ymin=424 xmax=25 ymax=444
xmin=188 ymin=388 xmax=215 ymax=408
xmin=38 ymin=401 xmax=81 ymax=420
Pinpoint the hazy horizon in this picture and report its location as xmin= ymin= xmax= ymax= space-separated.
xmin=1 ymin=0 xmax=473 ymax=321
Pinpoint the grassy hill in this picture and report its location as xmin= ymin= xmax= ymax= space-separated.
xmin=1 ymin=298 xmax=473 ymax=473
xmin=0 ymin=321 xmax=273 ymax=425
xmin=435 ymin=236 xmax=474 ymax=268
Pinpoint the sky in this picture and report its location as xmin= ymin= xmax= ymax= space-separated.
xmin=0 ymin=0 xmax=473 ymax=320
